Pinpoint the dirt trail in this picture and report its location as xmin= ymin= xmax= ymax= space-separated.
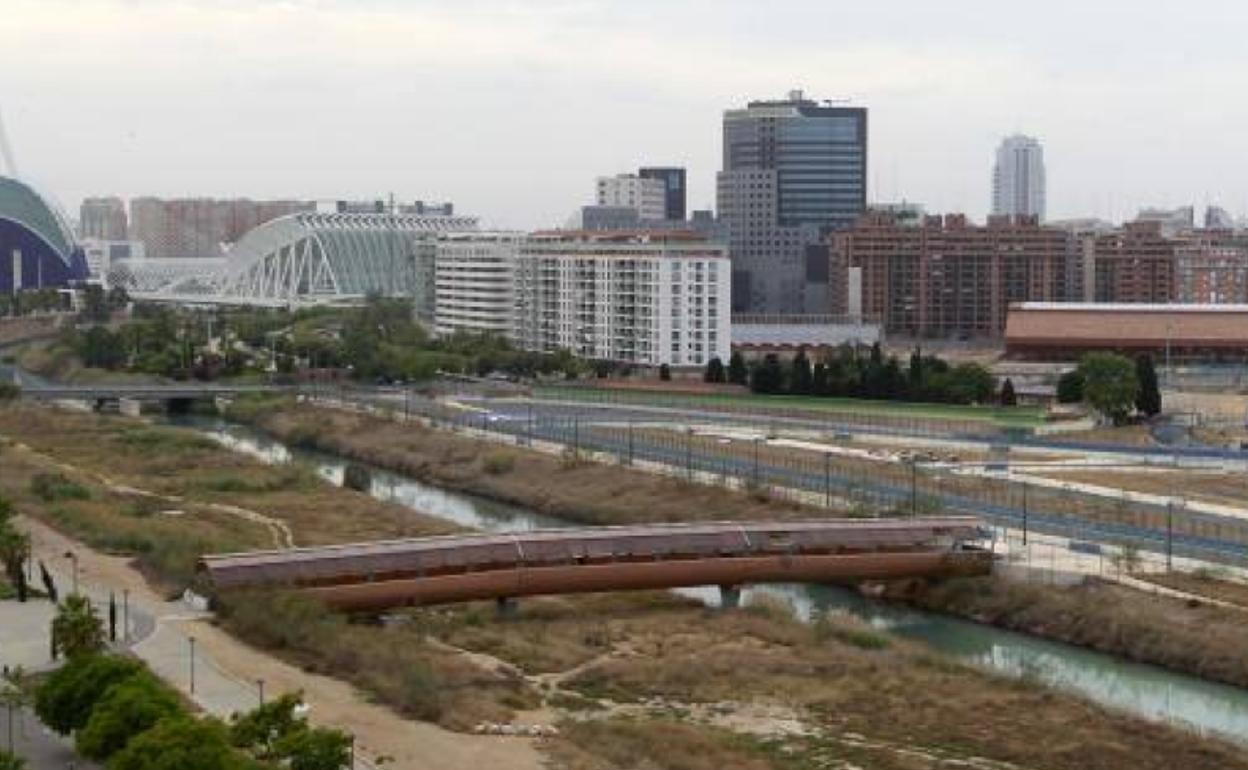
xmin=7 ymin=439 xmax=295 ymax=549
xmin=17 ymin=516 xmax=545 ymax=770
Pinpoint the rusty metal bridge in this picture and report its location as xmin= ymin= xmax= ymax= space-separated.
xmin=198 ymin=517 xmax=991 ymax=611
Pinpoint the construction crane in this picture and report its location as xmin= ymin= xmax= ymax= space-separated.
xmin=0 ymin=106 xmax=18 ymax=178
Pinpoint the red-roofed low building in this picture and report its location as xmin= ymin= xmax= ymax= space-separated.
xmin=1005 ymin=302 xmax=1248 ymax=360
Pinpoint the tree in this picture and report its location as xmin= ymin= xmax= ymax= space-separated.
xmin=51 ymin=594 xmax=106 ymax=660
xmin=1056 ymin=369 xmax=1084 ymax=404
xmin=76 ymin=674 xmax=181 ymax=760
xmin=0 ymin=499 xmax=29 ymax=602
xmin=703 ymin=357 xmax=725 ymax=384
xmin=108 ymin=716 xmax=239 ymax=770
xmin=658 ymin=363 xmax=672 ymax=381
xmin=811 ymin=362 xmax=829 ymax=396
xmin=231 ymin=693 xmax=351 ymax=770
xmin=1000 ymin=378 xmax=1018 ymax=407
xmin=749 ymin=354 xmax=784 ymax=395
xmin=789 ymin=350 xmax=813 ymax=395
xmin=1135 ymin=354 xmax=1162 ymax=418
xmin=81 ymin=285 xmax=110 ymax=323
xmin=945 ymin=364 xmax=995 ymax=405
xmin=0 ymin=382 xmax=18 ymax=403
xmin=35 ymin=655 xmax=142 ymax=735
xmin=727 ymin=352 xmax=748 ymax=386
xmin=1078 ymin=353 xmax=1139 ymax=425
xmin=278 ymin=725 xmax=352 ymax=770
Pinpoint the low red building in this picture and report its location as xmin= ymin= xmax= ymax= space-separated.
xmin=1005 ymin=303 xmax=1248 ymax=360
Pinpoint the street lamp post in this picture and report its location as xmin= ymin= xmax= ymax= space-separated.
xmin=63 ymin=550 xmax=78 ymax=595
xmin=257 ymin=678 xmax=265 ymax=707
xmin=188 ymin=636 xmax=197 ymax=695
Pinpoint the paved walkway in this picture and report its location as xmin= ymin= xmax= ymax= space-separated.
xmin=7 ymin=516 xmax=543 ymax=770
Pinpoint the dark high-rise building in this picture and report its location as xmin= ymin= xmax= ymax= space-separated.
xmin=718 ymin=90 xmax=867 ymax=314
xmin=638 ymin=167 xmax=687 ymax=221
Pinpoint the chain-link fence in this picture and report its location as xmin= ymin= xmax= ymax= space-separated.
xmin=304 ymin=387 xmax=1248 ymax=574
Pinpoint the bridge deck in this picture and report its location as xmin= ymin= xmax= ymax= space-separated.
xmin=199 ymin=517 xmax=990 ymax=610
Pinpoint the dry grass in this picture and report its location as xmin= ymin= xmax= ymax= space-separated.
xmin=549 ymin=719 xmax=773 ymax=770
xmin=1055 ymin=424 xmax=1157 ymax=447
xmin=1037 ymin=466 xmax=1248 ymax=510
xmin=0 ymin=406 xmax=458 ymax=551
xmin=1137 ymin=569 xmax=1248 ymax=608
xmin=217 ymin=591 xmax=539 ymax=731
xmin=238 ymin=404 xmax=819 ymax=526
xmin=441 ymin=588 xmax=1248 ymax=770
xmin=916 ymin=575 xmax=1248 ymax=689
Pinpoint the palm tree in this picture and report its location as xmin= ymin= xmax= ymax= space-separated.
xmin=51 ymin=595 xmax=105 ymax=660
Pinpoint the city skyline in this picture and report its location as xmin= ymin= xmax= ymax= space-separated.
xmin=4 ymin=0 xmax=1248 ymax=229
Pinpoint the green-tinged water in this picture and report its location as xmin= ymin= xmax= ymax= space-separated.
xmin=172 ymin=415 xmax=1248 ymax=744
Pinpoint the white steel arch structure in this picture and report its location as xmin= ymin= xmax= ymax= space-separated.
xmin=138 ymin=212 xmax=478 ymax=307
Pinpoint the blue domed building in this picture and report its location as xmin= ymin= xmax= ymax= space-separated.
xmin=0 ymin=175 xmax=88 ymax=293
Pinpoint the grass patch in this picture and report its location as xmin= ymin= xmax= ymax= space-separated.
xmin=30 ymin=472 xmax=91 ymax=501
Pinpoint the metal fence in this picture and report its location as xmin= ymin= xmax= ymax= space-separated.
xmin=310 ymin=388 xmax=1248 ymax=573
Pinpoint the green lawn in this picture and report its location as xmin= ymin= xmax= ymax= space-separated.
xmin=535 ymin=386 xmax=1045 ymax=429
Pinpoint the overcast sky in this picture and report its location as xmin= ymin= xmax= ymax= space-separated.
xmin=2 ymin=0 xmax=1246 ymax=229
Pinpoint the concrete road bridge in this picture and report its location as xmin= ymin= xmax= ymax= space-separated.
xmin=198 ymin=517 xmax=991 ymax=612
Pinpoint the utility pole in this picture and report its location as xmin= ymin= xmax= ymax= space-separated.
xmin=188 ymin=636 xmax=196 ymax=695
xmin=823 ymin=452 xmax=832 ymax=508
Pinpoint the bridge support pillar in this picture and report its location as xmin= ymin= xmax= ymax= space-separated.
xmin=718 ymin=585 xmax=742 ymax=610
xmin=496 ymin=596 xmax=519 ymax=619
xmin=118 ymin=398 xmax=142 ymax=417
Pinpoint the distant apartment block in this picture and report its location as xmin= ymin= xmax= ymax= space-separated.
xmin=829 ymin=212 xmax=1079 ymax=339
xmin=638 ymin=167 xmax=687 ymax=221
xmin=130 ymin=197 xmax=313 ymax=259
xmin=1175 ymin=238 xmax=1248 ymax=304
xmin=1090 ymin=221 xmax=1176 ymax=304
xmin=992 ymin=135 xmax=1046 ymax=221
xmin=79 ymin=197 xmax=128 ymax=241
xmin=595 ymin=174 xmax=667 ymax=223
xmin=434 ymin=232 xmax=522 ymax=337
xmin=513 ymin=230 xmax=731 ymax=367
xmin=718 ymin=90 xmax=867 ymax=314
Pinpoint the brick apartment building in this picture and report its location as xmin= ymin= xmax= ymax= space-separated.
xmin=1090 ymin=220 xmax=1176 ymax=304
xmin=829 ymin=212 xmax=1080 ymax=339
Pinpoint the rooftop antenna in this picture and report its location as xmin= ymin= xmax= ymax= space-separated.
xmin=0 ymin=106 xmax=18 ymax=178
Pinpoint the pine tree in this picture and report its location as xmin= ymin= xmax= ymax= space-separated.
xmin=1135 ymin=354 xmax=1162 ymax=417
xmin=1000 ymin=378 xmax=1017 ymax=407
xmin=727 ymin=352 xmax=748 ymax=385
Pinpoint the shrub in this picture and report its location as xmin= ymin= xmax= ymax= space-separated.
xmin=35 ymin=654 xmax=143 ymax=735
xmin=1056 ymin=370 xmax=1084 ymax=404
xmin=107 ymin=716 xmax=238 ymax=770
xmin=30 ymin=472 xmax=90 ymax=502
xmin=482 ymin=452 xmax=516 ymax=475
xmin=342 ymin=463 xmax=372 ymax=492
xmin=76 ymin=674 xmax=181 ymax=760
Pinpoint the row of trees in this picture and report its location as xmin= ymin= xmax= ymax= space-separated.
xmin=705 ymin=345 xmax=1003 ymax=406
xmin=1057 ymin=352 xmax=1162 ymax=424
xmin=0 ymin=288 xmax=67 ymax=317
xmin=31 ymin=596 xmax=352 ymax=770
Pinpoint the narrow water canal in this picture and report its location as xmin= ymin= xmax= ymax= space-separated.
xmin=173 ymin=415 xmax=1248 ymax=744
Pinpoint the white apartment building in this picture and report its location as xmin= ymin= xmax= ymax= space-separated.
xmin=991 ymin=134 xmax=1046 ymax=221
xmin=595 ymin=174 xmax=667 ymax=223
xmin=433 ymin=231 xmax=522 ymax=337
xmin=514 ymin=231 xmax=731 ymax=367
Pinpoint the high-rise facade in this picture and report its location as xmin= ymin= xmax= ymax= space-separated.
xmin=513 ymin=231 xmax=730 ymax=367
xmin=433 ymin=232 xmax=522 ymax=337
xmin=991 ymin=135 xmax=1046 ymax=221
xmin=130 ymin=197 xmax=313 ymax=259
xmin=595 ymin=175 xmax=667 ymax=223
xmin=79 ymin=197 xmax=128 ymax=241
xmin=829 ymin=212 xmax=1079 ymax=339
xmin=717 ymin=90 xmax=867 ymax=315
xmin=638 ymin=167 xmax=687 ymax=221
